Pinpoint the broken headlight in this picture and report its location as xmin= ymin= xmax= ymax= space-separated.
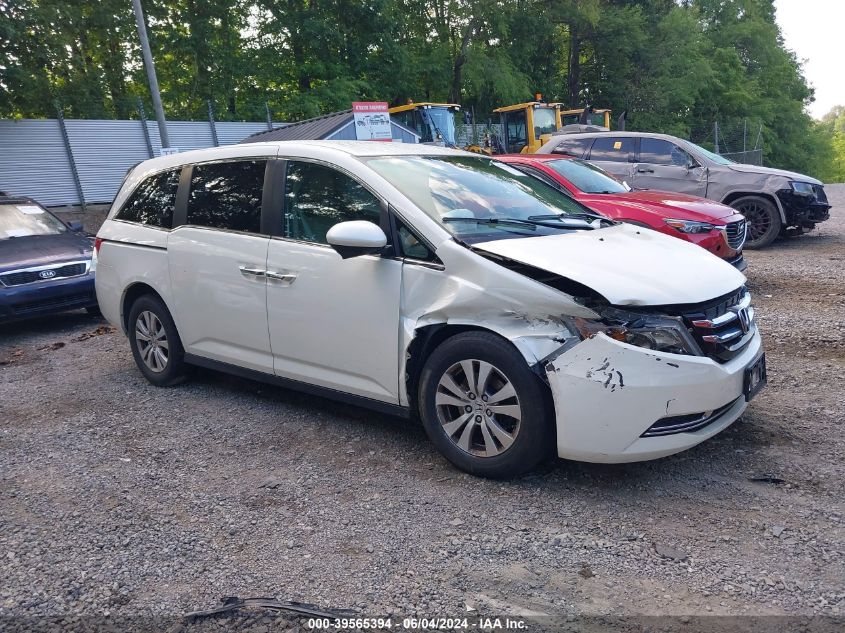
xmin=789 ymin=181 xmax=815 ymax=196
xmin=566 ymin=307 xmax=700 ymax=356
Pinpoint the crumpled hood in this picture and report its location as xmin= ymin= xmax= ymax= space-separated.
xmin=473 ymin=223 xmax=746 ymax=306
xmin=726 ymin=163 xmax=821 ymax=185
xmin=580 ymin=190 xmax=739 ymax=222
xmin=0 ymin=233 xmax=92 ymax=273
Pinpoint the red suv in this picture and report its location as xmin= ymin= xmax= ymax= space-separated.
xmin=497 ymin=155 xmax=747 ymax=270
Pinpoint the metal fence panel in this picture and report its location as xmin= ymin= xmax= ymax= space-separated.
xmin=0 ymin=118 xmax=274 ymax=206
xmin=65 ymin=119 xmax=154 ymax=204
xmin=0 ymin=119 xmax=78 ymax=206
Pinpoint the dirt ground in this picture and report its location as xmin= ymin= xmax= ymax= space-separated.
xmin=1 ymin=187 xmax=843 ymax=628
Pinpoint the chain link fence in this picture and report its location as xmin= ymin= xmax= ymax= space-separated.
xmin=690 ymin=119 xmax=764 ymax=166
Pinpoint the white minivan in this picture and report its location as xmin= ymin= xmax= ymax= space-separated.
xmin=95 ymin=141 xmax=766 ymax=478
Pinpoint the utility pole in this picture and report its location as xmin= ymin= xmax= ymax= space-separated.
xmin=132 ymin=0 xmax=170 ymax=150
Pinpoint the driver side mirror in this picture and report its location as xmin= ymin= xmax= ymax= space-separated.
xmin=326 ymin=221 xmax=387 ymax=259
xmin=66 ymin=220 xmax=84 ymax=232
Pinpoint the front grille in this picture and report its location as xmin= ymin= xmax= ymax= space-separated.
xmin=683 ymin=289 xmax=755 ymax=363
xmin=725 ymin=220 xmax=747 ymax=250
xmin=658 ymin=287 xmax=755 ymax=363
xmin=813 ymin=185 xmax=828 ymax=203
xmin=12 ymin=292 xmax=94 ymax=315
xmin=0 ymin=262 xmax=88 ymax=287
xmin=641 ymin=398 xmax=740 ymax=437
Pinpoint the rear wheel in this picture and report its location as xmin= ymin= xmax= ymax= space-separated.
xmin=418 ymin=332 xmax=553 ymax=479
xmin=730 ymin=196 xmax=781 ymax=249
xmin=127 ymin=295 xmax=189 ymax=386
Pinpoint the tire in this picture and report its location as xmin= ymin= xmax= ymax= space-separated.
xmin=127 ymin=294 xmax=189 ymax=387
xmin=85 ymin=305 xmax=102 ymax=317
xmin=729 ymin=196 xmax=781 ymax=249
xmin=418 ymin=331 xmax=554 ymax=479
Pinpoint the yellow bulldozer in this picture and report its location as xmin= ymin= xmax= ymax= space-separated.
xmin=492 ymin=99 xmax=612 ymax=154
xmin=388 ymin=98 xmax=613 ymax=154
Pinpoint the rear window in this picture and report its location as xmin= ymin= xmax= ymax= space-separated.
xmin=545 ymin=159 xmax=628 ymax=194
xmin=116 ymin=169 xmax=181 ymax=228
xmin=589 ymin=137 xmax=636 ymax=162
xmin=551 ymin=138 xmax=593 ymax=158
xmin=186 ymin=160 xmax=266 ymax=234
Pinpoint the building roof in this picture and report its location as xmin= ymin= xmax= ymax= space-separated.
xmin=243 ymin=110 xmax=352 ymax=143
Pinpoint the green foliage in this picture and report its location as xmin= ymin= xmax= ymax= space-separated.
xmin=0 ymin=0 xmax=837 ymax=177
xmin=814 ymin=107 xmax=845 ymax=183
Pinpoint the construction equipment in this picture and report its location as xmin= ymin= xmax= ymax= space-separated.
xmin=560 ymin=107 xmax=612 ymax=128
xmin=388 ymin=102 xmax=461 ymax=146
xmin=492 ymin=100 xmax=562 ymax=154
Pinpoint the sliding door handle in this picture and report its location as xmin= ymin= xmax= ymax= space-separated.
xmin=636 ymin=167 xmax=655 ymax=173
xmin=239 ymin=265 xmax=266 ymax=278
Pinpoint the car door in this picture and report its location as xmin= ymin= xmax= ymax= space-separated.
xmin=265 ymin=159 xmax=402 ymax=402
xmin=167 ymin=159 xmax=273 ymax=373
xmin=633 ymin=137 xmax=707 ymax=196
xmin=587 ymin=136 xmax=637 ymax=186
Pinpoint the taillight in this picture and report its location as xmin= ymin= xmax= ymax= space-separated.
xmin=94 ymin=237 xmax=104 ymax=253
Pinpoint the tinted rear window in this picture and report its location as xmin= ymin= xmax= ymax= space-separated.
xmin=551 ymin=138 xmax=593 ymax=158
xmin=116 ymin=169 xmax=181 ymax=228
xmin=589 ymin=137 xmax=636 ymax=162
xmin=186 ymin=160 xmax=266 ymax=233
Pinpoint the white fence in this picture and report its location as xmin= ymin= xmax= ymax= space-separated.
xmin=0 ymin=118 xmax=271 ymax=207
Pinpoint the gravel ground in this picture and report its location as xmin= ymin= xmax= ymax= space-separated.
xmin=1 ymin=187 xmax=843 ymax=628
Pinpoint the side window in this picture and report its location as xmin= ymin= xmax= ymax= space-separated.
xmin=505 ymin=112 xmax=528 ymax=153
xmin=589 ymin=137 xmax=635 ymax=162
xmin=284 ymin=161 xmax=382 ymax=244
xmin=186 ymin=160 xmax=266 ymax=233
xmin=551 ymin=138 xmax=593 ymax=158
xmin=116 ymin=169 xmax=180 ymax=228
xmin=396 ymin=219 xmax=436 ymax=262
xmin=640 ymin=138 xmax=690 ymax=167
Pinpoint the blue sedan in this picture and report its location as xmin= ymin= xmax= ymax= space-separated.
xmin=0 ymin=196 xmax=98 ymax=323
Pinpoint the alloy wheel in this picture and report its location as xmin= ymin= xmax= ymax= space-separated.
xmin=435 ymin=359 xmax=522 ymax=457
xmin=737 ymin=201 xmax=772 ymax=243
xmin=135 ymin=310 xmax=169 ymax=373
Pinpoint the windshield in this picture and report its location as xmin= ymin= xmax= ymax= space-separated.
xmin=364 ymin=155 xmax=605 ymax=242
xmin=545 ymin=159 xmax=628 ymax=194
xmin=421 ymin=107 xmax=457 ymax=146
xmin=687 ymin=141 xmax=734 ymax=165
xmin=0 ymin=203 xmax=67 ymax=240
xmin=533 ymin=107 xmax=558 ymax=137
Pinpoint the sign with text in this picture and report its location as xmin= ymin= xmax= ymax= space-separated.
xmin=352 ymin=102 xmax=392 ymax=141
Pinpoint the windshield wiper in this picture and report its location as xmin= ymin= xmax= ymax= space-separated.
xmin=528 ymin=212 xmax=613 ymax=225
xmin=442 ymin=217 xmax=538 ymax=230
xmin=443 ymin=216 xmax=595 ymax=231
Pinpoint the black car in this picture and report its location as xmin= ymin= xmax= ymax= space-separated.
xmin=0 ymin=196 xmax=98 ymax=323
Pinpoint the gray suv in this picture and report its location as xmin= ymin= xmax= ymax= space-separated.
xmin=538 ymin=131 xmax=831 ymax=248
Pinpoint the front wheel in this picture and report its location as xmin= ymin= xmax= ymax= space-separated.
xmin=418 ymin=332 xmax=554 ymax=479
xmin=127 ymin=294 xmax=189 ymax=386
xmin=730 ymin=196 xmax=782 ymax=249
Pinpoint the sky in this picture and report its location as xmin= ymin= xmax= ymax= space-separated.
xmin=774 ymin=0 xmax=845 ymax=119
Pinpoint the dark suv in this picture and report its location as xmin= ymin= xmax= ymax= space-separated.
xmin=538 ymin=131 xmax=831 ymax=248
xmin=0 ymin=196 xmax=98 ymax=323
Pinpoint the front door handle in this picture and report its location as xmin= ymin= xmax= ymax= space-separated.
xmin=637 ymin=167 xmax=654 ymax=173
xmin=265 ymin=270 xmax=297 ymax=284
xmin=239 ymin=265 xmax=266 ymax=278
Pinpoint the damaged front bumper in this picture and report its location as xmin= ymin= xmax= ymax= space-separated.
xmin=544 ymin=330 xmax=763 ymax=463
xmin=776 ymin=188 xmax=831 ymax=227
